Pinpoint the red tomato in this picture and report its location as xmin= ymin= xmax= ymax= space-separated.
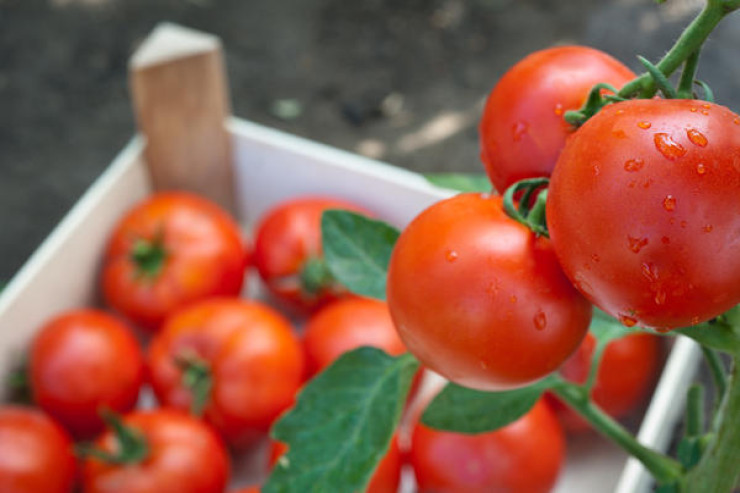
xmin=81 ymin=409 xmax=230 ymax=493
xmin=303 ymin=296 xmax=407 ymax=375
xmin=29 ymin=309 xmax=144 ymax=438
xmin=547 ymin=332 xmax=661 ymax=432
xmin=147 ymin=298 xmax=305 ymax=447
xmin=387 ymin=193 xmax=591 ymax=390
xmin=0 ymin=406 xmax=77 ymax=493
xmin=230 ymin=488 xmax=260 ymax=493
xmin=547 ymin=99 xmax=740 ymax=329
xmin=252 ymin=197 xmax=367 ymax=312
xmin=410 ymin=399 xmax=564 ymax=493
xmin=480 ymin=46 xmax=635 ymax=193
xmin=102 ymin=191 xmax=248 ymax=331
xmin=268 ymin=435 xmax=402 ymax=493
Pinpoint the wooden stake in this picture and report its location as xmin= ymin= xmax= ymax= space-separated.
xmin=129 ymin=23 xmax=235 ymax=211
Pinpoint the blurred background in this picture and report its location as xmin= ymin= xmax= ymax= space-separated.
xmin=1 ymin=0 xmax=739 ymax=282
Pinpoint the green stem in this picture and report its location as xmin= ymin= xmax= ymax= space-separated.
xmin=677 ymin=50 xmax=701 ymax=98
xmin=552 ymin=382 xmax=684 ymax=484
xmin=675 ymin=321 xmax=740 ymax=354
xmin=502 ymin=178 xmax=550 ymax=238
xmin=686 ymin=384 xmax=704 ymax=437
xmin=77 ymin=410 xmax=149 ymax=464
xmin=176 ymin=354 xmax=213 ymax=417
xmin=300 ymin=257 xmax=335 ymax=296
xmin=131 ymin=237 xmax=167 ymax=278
xmin=618 ymin=2 xmax=732 ymax=99
xmin=684 ymin=358 xmax=740 ymax=492
xmin=701 ymin=345 xmax=728 ymax=404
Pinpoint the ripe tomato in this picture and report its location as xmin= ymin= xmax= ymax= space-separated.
xmin=547 ymin=99 xmax=740 ymax=329
xmin=410 ymin=399 xmax=564 ymax=493
xmin=547 ymin=332 xmax=661 ymax=432
xmin=147 ymin=298 xmax=305 ymax=447
xmin=479 ymin=46 xmax=635 ymax=193
xmin=252 ymin=196 xmax=367 ymax=312
xmin=81 ymin=409 xmax=230 ymax=493
xmin=302 ymin=296 xmax=407 ymax=376
xmin=230 ymin=488 xmax=260 ymax=493
xmin=268 ymin=435 xmax=402 ymax=493
xmin=102 ymin=191 xmax=248 ymax=331
xmin=387 ymin=193 xmax=591 ymax=390
xmin=0 ymin=406 xmax=77 ymax=493
xmin=29 ymin=309 xmax=144 ymax=439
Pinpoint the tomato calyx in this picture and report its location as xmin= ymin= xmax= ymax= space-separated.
xmin=564 ymin=83 xmax=626 ymax=127
xmin=77 ymin=410 xmax=149 ymax=465
xmin=299 ymin=256 xmax=336 ymax=296
xmin=175 ymin=352 xmax=213 ymax=417
xmin=502 ymin=177 xmax=550 ymax=237
xmin=130 ymin=235 xmax=168 ymax=278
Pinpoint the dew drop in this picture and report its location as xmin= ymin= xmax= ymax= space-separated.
xmin=654 ymin=290 xmax=667 ymax=305
xmin=513 ymin=121 xmax=529 ymax=142
xmin=619 ymin=314 xmax=638 ymax=327
xmin=690 ymin=107 xmax=698 ymax=113
xmin=702 ymin=110 xmax=710 ymax=116
xmin=704 ymin=224 xmax=713 ymax=233
xmin=663 ymin=195 xmax=676 ymax=211
xmin=641 ymin=262 xmax=658 ymax=282
xmin=691 ymin=316 xmax=700 ymax=325
xmin=686 ymin=128 xmax=708 ymax=147
xmin=510 ymin=295 xmax=517 ymax=304
xmin=624 ymin=158 xmax=644 ymax=172
xmin=591 ymin=253 xmax=600 ymax=263
xmin=734 ymin=118 xmax=740 ymax=125
xmin=554 ymin=103 xmax=564 ymax=116
xmin=637 ymin=121 xmax=652 ymax=129
xmin=654 ymin=133 xmax=687 ymax=161
xmin=534 ymin=311 xmax=547 ymax=331
xmin=613 ymin=129 xmax=627 ymax=139
xmin=628 ymin=236 xmax=649 ymax=253
xmin=616 ymin=109 xmax=625 ymax=115
xmin=446 ymin=250 xmax=458 ymax=262
xmin=655 ymin=326 xmax=672 ymax=334
xmin=696 ymin=163 xmax=707 ymax=175
xmin=702 ymin=103 xmax=711 ymax=109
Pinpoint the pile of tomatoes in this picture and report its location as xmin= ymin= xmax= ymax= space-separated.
xmin=8 ymin=40 xmax=737 ymax=492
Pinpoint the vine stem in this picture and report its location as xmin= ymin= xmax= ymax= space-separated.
xmin=551 ymin=382 xmax=684 ymax=484
xmin=683 ymin=353 xmax=740 ymax=491
xmin=618 ymin=1 xmax=735 ymax=99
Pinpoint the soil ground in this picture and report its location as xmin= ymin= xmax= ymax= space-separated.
xmin=1 ymin=0 xmax=739 ymax=280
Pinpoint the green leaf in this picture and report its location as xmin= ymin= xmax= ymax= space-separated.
xmin=322 ymin=210 xmax=400 ymax=300
xmin=424 ymin=173 xmax=492 ymax=193
xmin=421 ymin=378 xmax=554 ymax=434
xmin=264 ymin=348 xmax=419 ymax=493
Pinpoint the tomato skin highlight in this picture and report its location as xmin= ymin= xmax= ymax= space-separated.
xmin=102 ymin=191 xmax=248 ymax=331
xmin=387 ymin=193 xmax=591 ymax=391
xmin=0 ymin=406 xmax=77 ymax=493
xmin=547 ymin=99 xmax=740 ymax=329
xmin=29 ymin=309 xmax=145 ymax=439
xmin=480 ymin=45 xmax=635 ymax=194
xmin=81 ymin=410 xmax=230 ymax=493
xmin=147 ymin=298 xmax=305 ymax=448
xmin=547 ymin=332 xmax=662 ymax=432
xmin=410 ymin=400 xmax=565 ymax=493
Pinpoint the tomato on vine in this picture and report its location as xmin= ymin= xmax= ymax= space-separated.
xmin=479 ymin=45 xmax=635 ymax=194
xmin=387 ymin=193 xmax=591 ymax=391
xmin=547 ymin=99 xmax=740 ymax=330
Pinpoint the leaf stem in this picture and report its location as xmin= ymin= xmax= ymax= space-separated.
xmin=701 ymin=345 xmax=728 ymax=404
xmin=551 ymin=380 xmax=683 ymax=484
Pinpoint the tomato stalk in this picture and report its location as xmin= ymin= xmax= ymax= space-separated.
xmin=300 ymin=257 xmax=335 ymax=295
xmin=551 ymin=379 xmax=684 ymax=485
xmin=131 ymin=237 xmax=167 ymax=278
xmin=77 ymin=410 xmax=149 ymax=464
xmin=502 ymin=177 xmax=549 ymax=237
xmin=176 ymin=353 xmax=213 ymax=417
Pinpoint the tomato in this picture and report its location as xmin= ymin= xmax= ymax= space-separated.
xmin=479 ymin=46 xmax=635 ymax=193
xmin=547 ymin=332 xmax=662 ymax=432
xmin=230 ymin=488 xmax=260 ymax=493
xmin=302 ymin=296 xmax=407 ymax=375
xmin=252 ymin=196 xmax=367 ymax=312
xmin=410 ymin=399 xmax=564 ymax=493
xmin=102 ymin=191 xmax=248 ymax=331
xmin=0 ymin=406 xmax=77 ymax=493
xmin=268 ymin=435 xmax=402 ymax=493
xmin=547 ymin=99 xmax=740 ymax=329
xmin=29 ymin=309 xmax=144 ymax=439
xmin=81 ymin=409 xmax=229 ymax=493
xmin=147 ymin=298 xmax=305 ymax=447
xmin=387 ymin=193 xmax=591 ymax=390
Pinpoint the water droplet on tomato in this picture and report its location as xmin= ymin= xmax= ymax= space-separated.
xmin=654 ymin=133 xmax=687 ymax=161
xmin=554 ymin=103 xmax=564 ymax=116
xmin=509 ymin=295 xmax=517 ymax=304
xmin=512 ymin=121 xmax=529 ymax=142
xmin=641 ymin=262 xmax=658 ymax=282
xmin=704 ymin=224 xmax=713 ymax=233
xmin=613 ymin=129 xmax=627 ymax=139
xmin=591 ymin=253 xmax=600 ymax=263
xmin=734 ymin=118 xmax=740 ymax=125
xmin=702 ymin=103 xmax=711 ymax=109
xmin=637 ymin=121 xmax=652 ymax=129
xmin=696 ymin=163 xmax=707 ymax=175
xmin=619 ymin=314 xmax=638 ymax=327
xmin=624 ymin=158 xmax=644 ymax=172
xmin=628 ymin=236 xmax=648 ymax=253
xmin=654 ymin=290 xmax=667 ymax=305
xmin=701 ymin=110 xmax=709 ymax=116
xmin=690 ymin=107 xmax=698 ymax=113
xmin=534 ymin=311 xmax=547 ymax=331
xmin=686 ymin=128 xmax=708 ymax=147
xmin=655 ymin=326 xmax=672 ymax=334
xmin=663 ymin=195 xmax=676 ymax=211
xmin=616 ymin=109 xmax=625 ymax=115
xmin=446 ymin=250 xmax=458 ymax=262
xmin=691 ymin=316 xmax=700 ymax=325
